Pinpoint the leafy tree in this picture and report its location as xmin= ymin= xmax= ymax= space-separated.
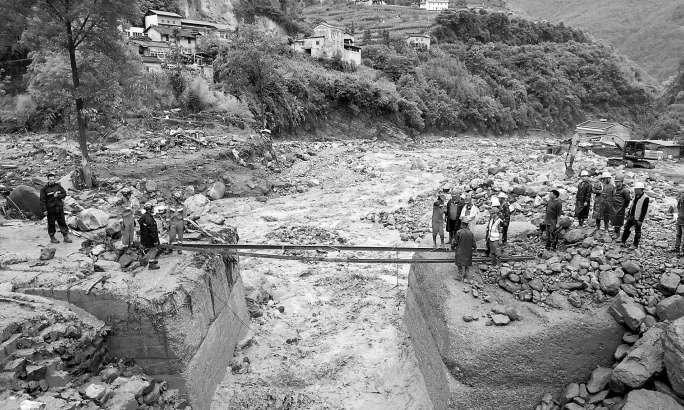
xmin=5 ymin=0 xmax=137 ymax=187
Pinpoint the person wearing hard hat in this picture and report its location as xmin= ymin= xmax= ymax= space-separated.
xmin=460 ymin=192 xmax=480 ymax=226
xmin=445 ymin=189 xmax=462 ymax=244
xmin=431 ymin=193 xmax=446 ymax=248
xmin=139 ymin=202 xmax=160 ymax=267
xmin=621 ymin=181 xmax=650 ymax=249
xmin=674 ymin=188 xmax=684 ymax=257
xmin=611 ymin=174 xmax=631 ymax=237
xmin=575 ymin=170 xmax=592 ymax=227
xmin=39 ymin=172 xmax=72 ymax=244
xmin=168 ymin=191 xmax=185 ymax=254
xmin=595 ymin=171 xmax=615 ymax=230
xmin=544 ymin=189 xmax=563 ymax=250
xmin=453 ymin=219 xmax=476 ymax=280
xmin=498 ymin=193 xmax=510 ymax=245
xmin=486 ymin=200 xmax=502 ymax=264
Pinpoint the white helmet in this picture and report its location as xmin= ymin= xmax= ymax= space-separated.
xmin=497 ymin=192 xmax=508 ymax=199
xmin=580 ymin=170 xmax=589 ymax=177
xmin=601 ymin=171 xmax=612 ymax=178
xmin=633 ymin=181 xmax=645 ymax=189
xmin=491 ymin=197 xmax=501 ymax=207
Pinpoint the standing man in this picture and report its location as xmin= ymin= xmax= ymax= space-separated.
xmin=674 ymin=188 xmax=684 ymax=257
xmin=596 ymin=171 xmax=615 ymax=230
xmin=432 ymin=194 xmax=446 ymax=248
xmin=40 ymin=172 xmax=71 ymax=244
xmin=460 ymin=193 xmax=480 ymax=226
xmin=498 ymin=193 xmax=510 ymax=245
xmin=544 ymin=189 xmax=563 ymax=250
xmin=486 ymin=205 xmax=502 ymax=264
xmin=611 ymin=175 xmax=631 ymax=237
xmin=168 ymin=191 xmax=185 ymax=253
xmin=575 ymin=170 xmax=592 ymax=227
xmin=445 ymin=191 xmax=461 ymax=244
xmin=139 ymin=202 xmax=160 ymax=267
xmin=621 ymin=182 xmax=649 ymax=249
xmin=453 ymin=220 xmax=476 ymax=280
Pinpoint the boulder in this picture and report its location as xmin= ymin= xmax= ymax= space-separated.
xmin=76 ymin=208 xmax=110 ymax=231
xmin=183 ymin=194 xmax=210 ymax=218
xmin=569 ymin=254 xmax=590 ymax=269
xmin=8 ymin=185 xmax=41 ymax=217
xmin=621 ymin=389 xmax=684 ymax=410
xmin=664 ymin=317 xmax=684 ymax=397
xmin=608 ymin=291 xmax=646 ymax=332
xmin=39 ymin=248 xmax=56 ymax=261
xmin=611 ymin=323 xmax=666 ymax=389
xmin=656 ymin=295 xmax=684 ymax=321
xmin=492 ymin=314 xmax=511 ymax=326
xmin=661 ymin=272 xmax=682 ymax=294
xmin=207 ymin=181 xmax=226 ymax=200
xmin=621 ymin=261 xmax=641 ymax=275
xmin=586 ymin=366 xmax=612 ymax=394
xmin=599 ymin=271 xmax=621 ymax=296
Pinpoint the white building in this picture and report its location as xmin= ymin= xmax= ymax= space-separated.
xmin=292 ymin=22 xmax=361 ymax=66
xmin=144 ymin=9 xmax=182 ymax=29
xmin=420 ymin=0 xmax=449 ymax=11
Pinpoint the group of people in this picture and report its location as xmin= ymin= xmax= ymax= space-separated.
xmin=574 ymin=170 xmax=650 ymax=248
xmin=432 ymin=189 xmax=512 ymax=279
xmin=39 ymin=173 xmax=187 ymax=269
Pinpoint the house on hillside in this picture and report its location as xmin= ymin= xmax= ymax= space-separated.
xmin=145 ymin=26 xmax=199 ymax=52
xmin=292 ymin=22 xmax=361 ymax=66
xmin=575 ymin=119 xmax=632 ymax=148
xmin=420 ymin=0 xmax=450 ymax=11
xmin=406 ymin=33 xmax=431 ymax=49
xmin=144 ymin=9 xmax=182 ymax=28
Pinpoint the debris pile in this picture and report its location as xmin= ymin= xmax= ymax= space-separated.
xmin=265 ymin=225 xmax=348 ymax=245
xmin=0 ymin=292 xmax=186 ymax=409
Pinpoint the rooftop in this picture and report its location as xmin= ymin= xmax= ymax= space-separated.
xmin=130 ymin=39 xmax=171 ymax=48
xmin=145 ymin=25 xmax=199 ymax=38
xmin=147 ymin=9 xmax=182 ymax=18
xmin=575 ymin=120 xmax=630 ymax=132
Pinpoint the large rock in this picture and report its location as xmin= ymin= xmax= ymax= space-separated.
xmin=664 ymin=317 xmax=684 ymax=397
xmin=76 ymin=208 xmax=110 ymax=231
xmin=8 ymin=185 xmax=41 ymax=217
xmin=404 ymin=249 xmax=624 ymax=410
xmin=661 ymin=272 xmax=682 ymax=294
xmin=621 ymin=389 xmax=684 ymax=410
xmin=656 ymin=295 xmax=684 ymax=321
xmin=206 ymin=182 xmax=226 ymax=200
xmin=611 ymin=323 xmax=666 ymax=389
xmin=621 ymin=261 xmax=641 ymax=275
xmin=564 ymin=229 xmax=588 ymax=244
xmin=183 ymin=194 xmax=210 ymax=218
xmin=586 ymin=366 xmax=612 ymax=394
xmin=599 ymin=271 xmax=621 ymax=296
xmin=609 ymin=291 xmax=646 ymax=332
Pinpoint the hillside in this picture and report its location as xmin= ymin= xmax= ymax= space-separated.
xmin=505 ymin=0 xmax=684 ymax=82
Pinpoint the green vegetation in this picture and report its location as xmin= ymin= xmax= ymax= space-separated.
xmin=505 ymin=0 xmax=684 ymax=81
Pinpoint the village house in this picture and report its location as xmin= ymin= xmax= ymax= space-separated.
xmin=575 ymin=119 xmax=632 ymax=147
xmin=292 ymin=22 xmax=361 ymax=66
xmin=406 ymin=33 xmax=431 ymax=49
xmin=420 ymin=0 xmax=450 ymax=11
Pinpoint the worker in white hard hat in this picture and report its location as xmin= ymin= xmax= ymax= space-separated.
xmin=595 ymin=171 xmax=615 ymax=230
xmin=575 ymin=170 xmax=592 ymax=226
xmin=497 ymin=192 xmax=510 ymax=244
xmin=485 ymin=205 xmax=502 ymax=264
xmin=621 ymin=181 xmax=650 ymax=249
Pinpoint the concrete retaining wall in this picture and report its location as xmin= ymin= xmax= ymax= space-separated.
xmin=24 ymin=253 xmax=248 ymax=410
xmin=405 ymin=250 xmax=624 ymax=409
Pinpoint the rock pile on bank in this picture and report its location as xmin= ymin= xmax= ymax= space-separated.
xmin=0 ymin=292 xmax=188 ymax=409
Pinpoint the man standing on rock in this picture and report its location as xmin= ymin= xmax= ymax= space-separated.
xmin=453 ymin=220 xmax=476 ymax=279
xmin=544 ymin=189 xmax=563 ymax=250
xmin=621 ymin=182 xmax=649 ymax=249
xmin=595 ymin=171 xmax=615 ymax=230
xmin=168 ymin=191 xmax=185 ymax=253
xmin=498 ymin=193 xmax=510 ymax=245
xmin=40 ymin=172 xmax=72 ymax=244
xmin=445 ymin=191 xmax=461 ymax=244
xmin=674 ymin=188 xmax=684 ymax=256
xmin=432 ymin=194 xmax=446 ymax=248
xmin=486 ymin=204 xmax=502 ymax=264
xmin=575 ymin=170 xmax=592 ymax=226
xmin=611 ymin=175 xmax=631 ymax=237
xmin=139 ymin=202 xmax=160 ymax=267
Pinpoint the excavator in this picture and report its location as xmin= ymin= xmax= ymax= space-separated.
xmin=606 ymin=140 xmax=655 ymax=169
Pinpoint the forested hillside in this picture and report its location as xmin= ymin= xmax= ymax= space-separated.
xmin=505 ymin=0 xmax=684 ymax=82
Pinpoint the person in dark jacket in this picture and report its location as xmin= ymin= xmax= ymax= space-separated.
xmin=445 ymin=192 xmax=462 ymax=244
xmin=544 ymin=190 xmax=563 ymax=250
xmin=575 ymin=170 xmax=592 ymax=226
xmin=139 ymin=202 xmax=160 ymax=265
xmin=453 ymin=220 xmax=476 ymax=280
xmin=39 ymin=172 xmax=71 ymax=244
xmin=621 ymin=182 xmax=649 ymax=249
xmin=674 ymin=189 xmax=684 ymax=257
xmin=611 ymin=175 xmax=631 ymax=237
xmin=596 ymin=171 xmax=615 ymax=230
xmin=498 ymin=193 xmax=511 ymax=245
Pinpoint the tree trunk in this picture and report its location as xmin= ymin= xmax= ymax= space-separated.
xmin=65 ymin=20 xmax=93 ymax=188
